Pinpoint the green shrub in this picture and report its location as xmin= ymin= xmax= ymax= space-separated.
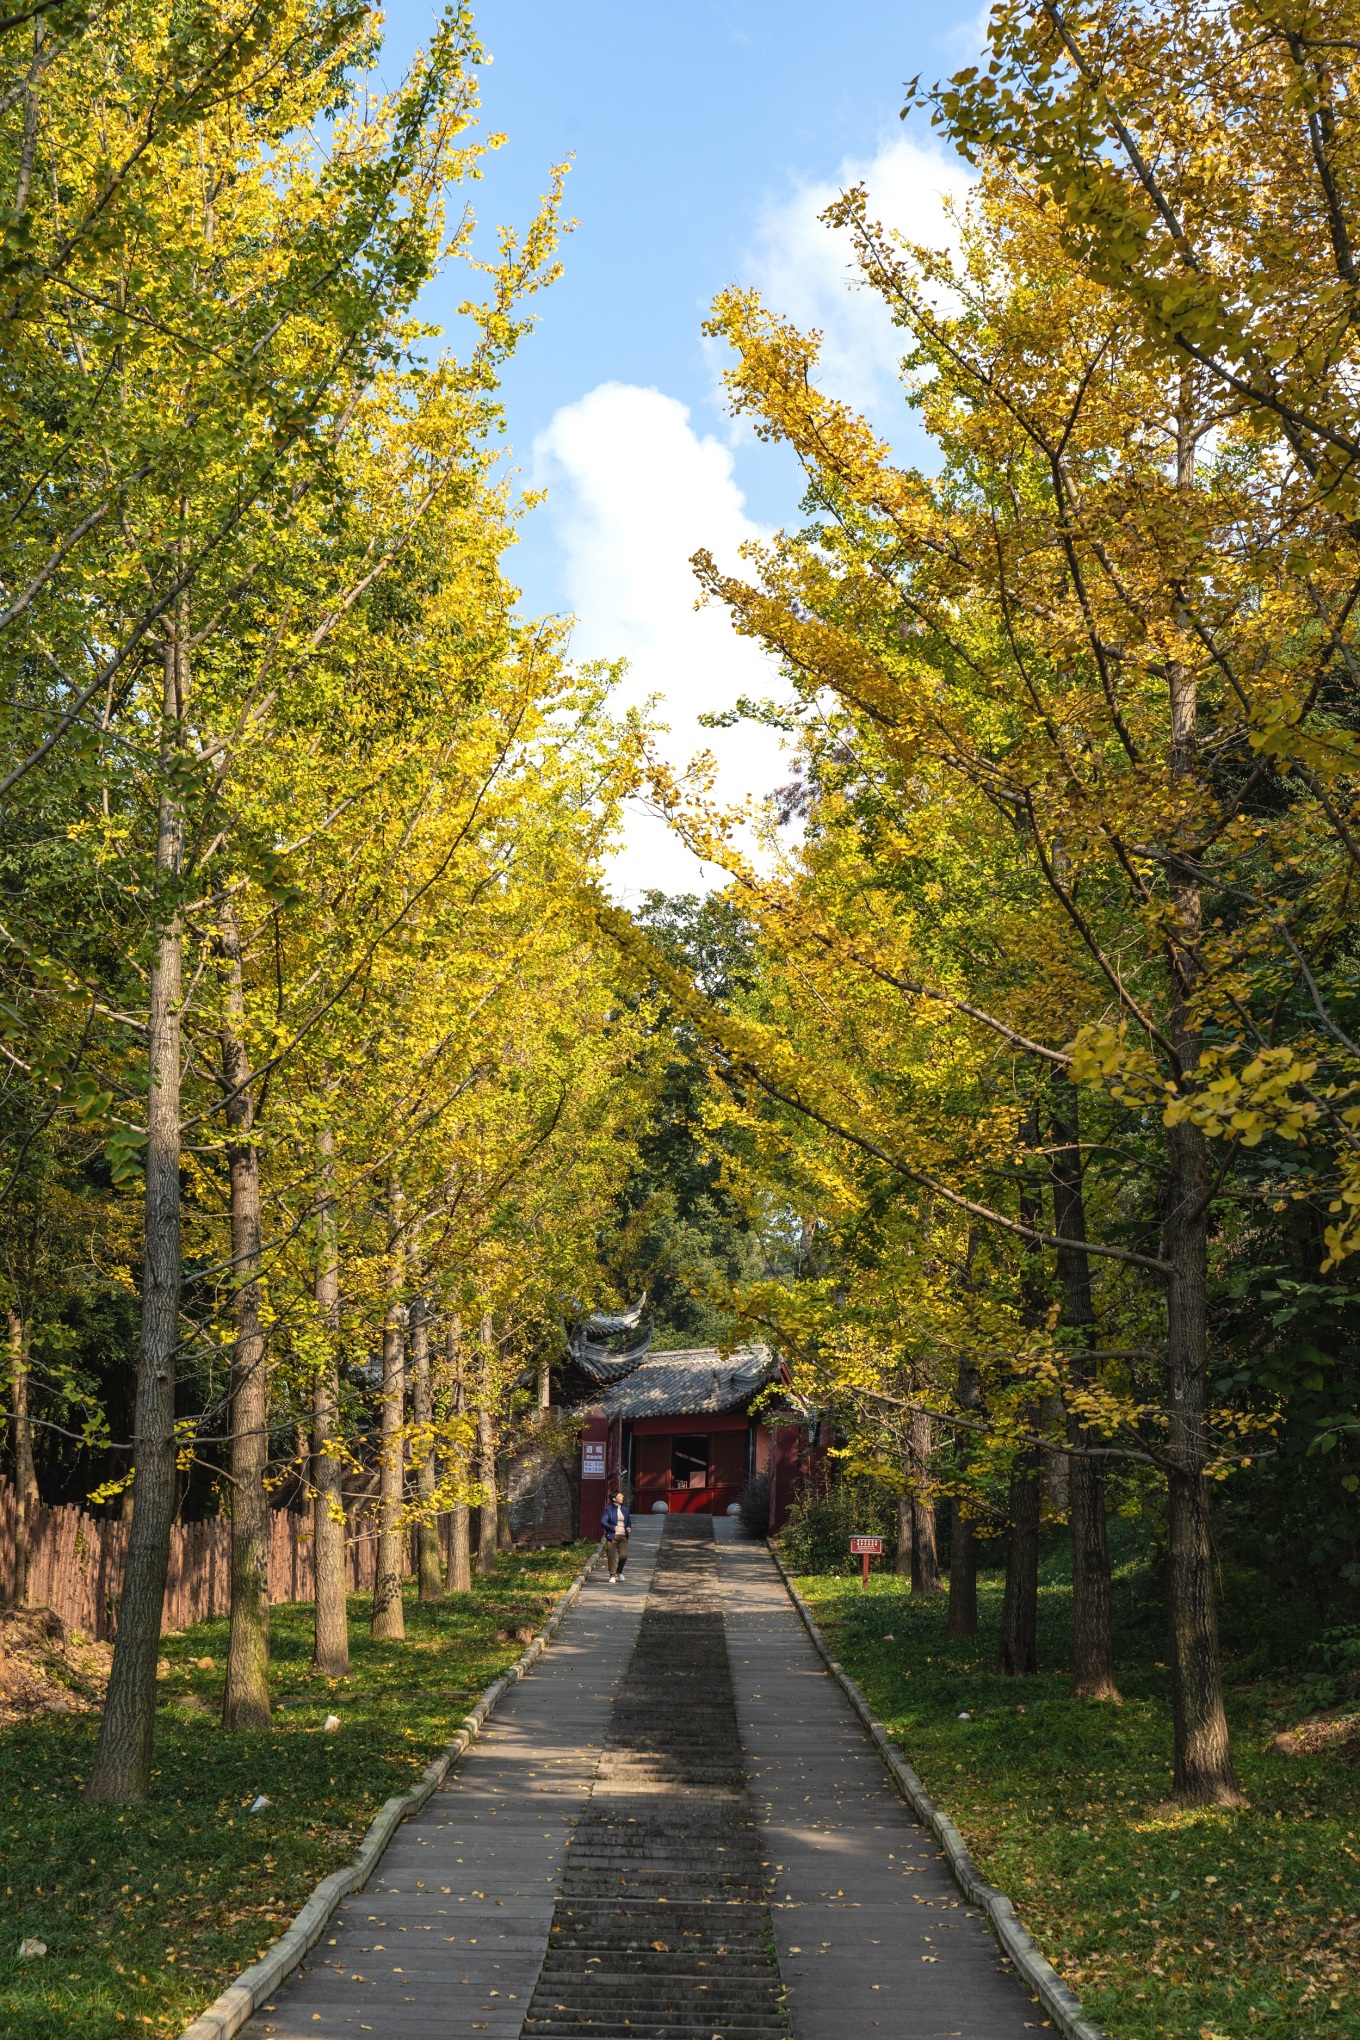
xmin=780 ymin=1477 xmax=899 ymax=1573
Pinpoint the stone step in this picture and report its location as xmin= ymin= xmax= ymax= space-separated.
xmin=523 ymin=2017 xmax=787 ymax=2038
xmin=547 ymin=1927 xmax=772 ymax=1950
xmin=541 ymin=1960 xmax=775 ymax=1980
xmin=532 ymin=1984 xmax=782 ymax=2010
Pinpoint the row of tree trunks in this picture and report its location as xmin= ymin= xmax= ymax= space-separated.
xmin=71 ymin=690 xmax=497 ymax=1786
xmin=968 ymin=413 xmax=1239 ymax=1802
xmin=977 ymin=1432 xmax=1114 ymax=1687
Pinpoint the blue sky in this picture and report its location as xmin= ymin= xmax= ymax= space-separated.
xmin=379 ymin=0 xmax=986 ymax=891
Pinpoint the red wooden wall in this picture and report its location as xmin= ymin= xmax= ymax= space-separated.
xmin=0 ymin=1481 xmax=421 ymax=1641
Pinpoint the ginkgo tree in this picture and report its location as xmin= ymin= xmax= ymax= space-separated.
xmin=0 ymin=0 xmax=615 ymax=1801
xmin=601 ymin=117 xmax=1360 ymax=1805
xmin=0 ymin=0 xmax=670 ymax=1814
xmin=235 ymin=624 xmax=649 ymax=1696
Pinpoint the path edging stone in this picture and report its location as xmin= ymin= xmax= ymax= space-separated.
xmin=766 ymin=1545 xmax=1107 ymax=2040
xmin=176 ymin=1541 xmax=605 ymax=2040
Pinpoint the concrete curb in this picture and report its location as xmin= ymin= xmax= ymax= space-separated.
xmin=177 ymin=1541 xmax=605 ymax=2040
xmin=767 ymin=1546 xmax=1107 ymax=2040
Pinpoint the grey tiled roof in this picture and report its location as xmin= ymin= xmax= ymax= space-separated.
xmin=570 ymin=1331 xmax=654 ymax=1384
xmin=600 ymin=1345 xmax=774 ymax=1420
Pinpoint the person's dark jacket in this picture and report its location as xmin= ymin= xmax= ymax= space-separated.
xmin=601 ymin=1501 xmax=632 ymax=1538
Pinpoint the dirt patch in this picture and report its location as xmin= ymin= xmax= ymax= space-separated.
xmin=1272 ymin=1710 xmax=1360 ymax=1761
xmin=0 ymin=1603 xmax=111 ymax=1727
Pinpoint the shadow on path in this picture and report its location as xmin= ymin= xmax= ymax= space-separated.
xmin=248 ymin=1525 xmax=661 ymax=2040
xmin=245 ymin=1517 xmax=1046 ymax=2040
xmin=521 ymin=1515 xmax=785 ymax=2037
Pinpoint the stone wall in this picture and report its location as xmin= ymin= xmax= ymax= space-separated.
xmin=507 ymin=1441 xmax=578 ymax=1545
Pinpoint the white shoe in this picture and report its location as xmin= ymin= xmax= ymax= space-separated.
xmin=606 ymin=1576 xmax=616 ymax=1586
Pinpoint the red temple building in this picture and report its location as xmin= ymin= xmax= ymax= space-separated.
xmin=574 ymin=1344 xmax=817 ymax=1537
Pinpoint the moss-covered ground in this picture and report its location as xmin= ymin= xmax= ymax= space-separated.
xmin=792 ymin=1546 xmax=1360 ymax=2040
xmin=0 ymin=1543 xmax=592 ymax=2039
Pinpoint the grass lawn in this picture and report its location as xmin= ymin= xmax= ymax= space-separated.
xmin=0 ymin=1542 xmax=594 ymax=2039
xmin=791 ymin=1546 xmax=1360 ymax=2040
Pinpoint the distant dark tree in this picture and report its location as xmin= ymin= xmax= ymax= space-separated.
xmin=608 ymin=892 xmax=768 ymax=1349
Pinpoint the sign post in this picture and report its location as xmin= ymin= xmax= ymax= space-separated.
xmin=849 ymin=1534 xmax=883 ymax=1588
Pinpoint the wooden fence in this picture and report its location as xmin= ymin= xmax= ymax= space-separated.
xmin=0 ymin=1483 xmax=399 ymax=1641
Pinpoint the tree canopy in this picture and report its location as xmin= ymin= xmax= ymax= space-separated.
xmin=5 ymin=0 xmax=1360 ymax=1837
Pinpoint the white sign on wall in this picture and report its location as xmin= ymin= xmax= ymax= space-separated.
xmin=582 ymin=1441 xmax=606 ymax=1480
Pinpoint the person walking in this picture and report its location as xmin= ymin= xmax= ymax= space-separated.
xmin=602 ymin=1489 xmax=632 ymax=1584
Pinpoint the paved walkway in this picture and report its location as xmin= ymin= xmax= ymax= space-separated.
xmin=520 ymin=1515 xmax=784 ymax=2038
xmin=713 ymin=1518 xmax=1043 ymax=2039
xmin=247 ymin=1517 xmax=1046 ymax=2040
xmin=250 ymin=1526 xmax=663 ymax=2039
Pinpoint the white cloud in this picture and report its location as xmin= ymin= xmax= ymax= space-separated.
xmin=740 ymin=132 xmax=975 ymax=435
xmin=531 ymin=143 xmax=977 ymax=900
xmin=942 ymin=0 xmax=998 ymax=64
xmin=534 ymin=382 xmax=790 ymax=900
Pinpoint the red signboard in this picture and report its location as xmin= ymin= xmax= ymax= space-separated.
xmin=849 ymin=1533 xmax=883 ymax=1587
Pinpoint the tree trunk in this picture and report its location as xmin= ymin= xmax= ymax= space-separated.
xmin=908 ymin=1406 xmax=943 ymax=1595
xmin=447 ymin=1496 xmax=473 ymax=1592
xmin=998 ymin=1109 xmax=1044 ymax=1678
xmin=476 ymin=1313 xmax=497 ymax=1576
xmin=86 ymin=633 xmax=186 ymax=1804
xmin=997 ymin=1452 xmax=1040 ymax=1676
xmin=946 ymin=1499 xmax=977 ymax=1637
xmin=1040 ymin=1392 xmax=1070 ymax=1517
xmin=497 ymin=1450 xmax=513 ymax=1552
xmin=1165 ymin=1110 xmax=1239 ymax=1801
xmin=410 ymin=1294 xmax=442 ymax=1603
xmin=1069 ymin=1447 xmax=1119 ymax=1700
xmin=895 ymin=1490 xmax=911 ymax=1577
xmin=445 ymin=1322 xmax=472 ymax=1594
xmin=537 ymin=1358 xmax=551 ymax=1411
xmin=312 ymin=1126 xmax=348 ymax=1676
xmin=219 ymin=904 xmax=271 ymax=1730
xmin=946 ymin=1355 xmax=980 ymax=1637
xmin=371 ymin=1177 xmax=406 ymax=1639
xmin=1050 ymin=1072 xmax=1120 ymax=1703
xmin=12 ymin=22 xmax=42 ymax=221
xmin=1160 ymin=383 xmax=1241 ymax=1803
xmin=8 ymin=1311 xmax=36 ymax=1606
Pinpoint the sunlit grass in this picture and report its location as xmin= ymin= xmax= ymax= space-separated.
xmin=794 ymin=1555 xmax=1360 ymax=2040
